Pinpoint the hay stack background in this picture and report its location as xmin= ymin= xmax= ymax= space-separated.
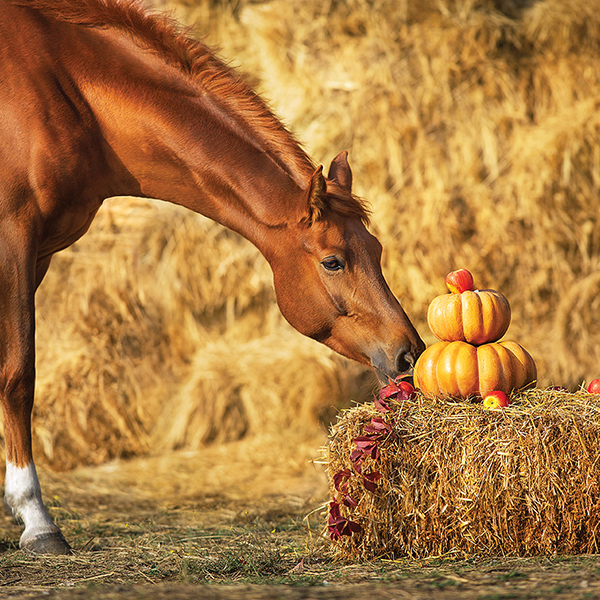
xmin=327 ymin=389 xmax=600 ymax=559
xmin=1 ymin=0 xmax=600 ymax=469
xmin=27 ymin=198 xmax=282 ymax=469
xmin=155 ymin=332 xmax=367 ymax=450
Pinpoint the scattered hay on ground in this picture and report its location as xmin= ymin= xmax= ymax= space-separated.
xmin=326 ymin=388 xmax=600 ymax=560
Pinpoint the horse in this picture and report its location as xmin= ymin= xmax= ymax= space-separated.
xmin=0 ymin=0 xmax=425 ymax=554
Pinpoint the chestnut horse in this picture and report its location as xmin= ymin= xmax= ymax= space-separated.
xmin=0 ymin=0 xmax=424 ymax=554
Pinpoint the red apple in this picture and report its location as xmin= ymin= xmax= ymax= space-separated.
xmin=483 ymin=390 xmax=510 ymax=409
xmin=588 ymin=379 xmax=600 ymax=394
xmin=445 ymin=269 xmax=474 ymax=294
xmin=395 ymin=379 xmax=416 ymax=398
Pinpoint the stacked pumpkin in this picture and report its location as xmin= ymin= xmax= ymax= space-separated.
xmin=414 ymin=269 xmax=537 ymax=400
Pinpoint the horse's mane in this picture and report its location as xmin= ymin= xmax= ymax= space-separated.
xmin=12 ymin=0 xmax=370 ymax=224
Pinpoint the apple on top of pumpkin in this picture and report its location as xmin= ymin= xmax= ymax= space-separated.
xmin=414 ymin=269 xmax=537 ymax=400
xmin=445 ymin=268 xmax=474 ymax=294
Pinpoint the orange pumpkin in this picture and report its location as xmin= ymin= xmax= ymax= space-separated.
xmin=427 ymin=289 xmax=511 ymax=345
xmin=413 ymin=340 xmax=537 ymax=400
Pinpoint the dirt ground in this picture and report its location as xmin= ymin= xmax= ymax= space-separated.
xmin=3 ymin=438 xmax=600 ymax=600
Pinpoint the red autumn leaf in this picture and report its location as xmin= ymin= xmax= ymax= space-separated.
xmin=362 ymin=471 xmax=383 ymax=492
xmin=333 ymin=469 xmax=351 ymax=492
xmin=328 ymin=519 xmax=345 ymax=540
xmin=333 ymin=518 xmax=361 ymax=538
xmin=378 ymin=381 xmax=401 ymax=401
xmin=343 ymin=494 xmax=358 ymax=508
xmin=329 ymin=500 xmax=341 ymax=514
xmin=327 ymin=500 xmax=362 ymax=540
xmin=364 ymin=417 xmax=392 ymax=436
xmin=374 ymin=395 xmax=392 ymax=413
xmin=378 ymin=378 xmax=416 ymax=402
xmin=330 ymin=517 xmax=358 ymax=540
xmin=346 ymin=520 xmax=362 ymax=535
xmin=349 ymin=448 xmax=363 ymax=473
xmin=351 ymin=416 xmax=395 ymax=473
xmin=353 ymin=436 xmax=380 ymax=460
xmin=394 ymin=379 xmax=416 ymax=400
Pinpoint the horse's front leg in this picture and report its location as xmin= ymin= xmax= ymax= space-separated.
xmin=1 ymin=233 xmax=71 ymax=554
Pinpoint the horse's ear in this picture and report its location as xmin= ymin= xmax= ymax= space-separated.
xmin=304 ymin=165 xmax=327 ymax=223
xmin=328 ymin=151 xmax=353 ymax=192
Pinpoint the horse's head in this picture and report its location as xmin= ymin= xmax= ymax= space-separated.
xmin=266 ymin=152 xmax=425 ymax=382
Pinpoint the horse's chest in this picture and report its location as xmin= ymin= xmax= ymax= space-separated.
xmin=38 ymin=204 xmax=101 ymax=260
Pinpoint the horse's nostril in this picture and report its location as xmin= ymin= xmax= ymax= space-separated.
xmin=395 ymin=349 xmax=415 ymax=374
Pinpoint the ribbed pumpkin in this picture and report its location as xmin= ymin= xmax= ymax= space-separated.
xmin=413 ymin=340 xmax=537 ymax=400
xmin=427 ymin=289 xmax=511 ymax=345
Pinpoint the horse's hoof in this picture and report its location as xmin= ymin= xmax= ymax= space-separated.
xmin=21 ymin=531 xmax=72 ymax=555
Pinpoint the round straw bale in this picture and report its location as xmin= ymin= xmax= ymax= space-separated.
xmin=326 ymin=388 xmax=600 ymax=559
xmin=153 ymin=331 xmax=371 ymax=451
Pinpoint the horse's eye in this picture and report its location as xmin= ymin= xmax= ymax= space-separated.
xmin=321 ymin=256 xmax=345 ymax=272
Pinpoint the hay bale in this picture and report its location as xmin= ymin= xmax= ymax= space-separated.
xmin=154 ymin=332 xmax=372 ymax=450
xmin=326 ymin=389 xmax=600 ymax=559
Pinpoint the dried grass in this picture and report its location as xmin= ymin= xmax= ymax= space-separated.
xmin=326 ymin=388 xmax=600 ymax=559
xmin=2 ymin=0 xmax=599 ymax=470
xmin=155 ymin=332 xmax=369 ymax=450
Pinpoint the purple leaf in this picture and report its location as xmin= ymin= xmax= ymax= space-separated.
xmin=362 ymin=471 xmax=383 ymax=492
xmin=374 ymin=395 xmax=392 ymax=413
xmin=328 ymin=500 xmax=362 ymax=540
xmin=333 ymin=469 xmax=351 ymax=492
xmin=343 ymin=494 xmax=359 ymax=508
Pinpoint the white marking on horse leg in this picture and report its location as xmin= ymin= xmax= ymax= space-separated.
xmin=4 ymin=461 xmax=61 ymax=548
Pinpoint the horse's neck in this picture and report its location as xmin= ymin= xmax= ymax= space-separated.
xmin=78 ymin=28 xmax=312 ymax=247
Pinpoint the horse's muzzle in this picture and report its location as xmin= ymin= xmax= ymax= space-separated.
xmin=371 ymin=338 xmax=426 ymax=384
